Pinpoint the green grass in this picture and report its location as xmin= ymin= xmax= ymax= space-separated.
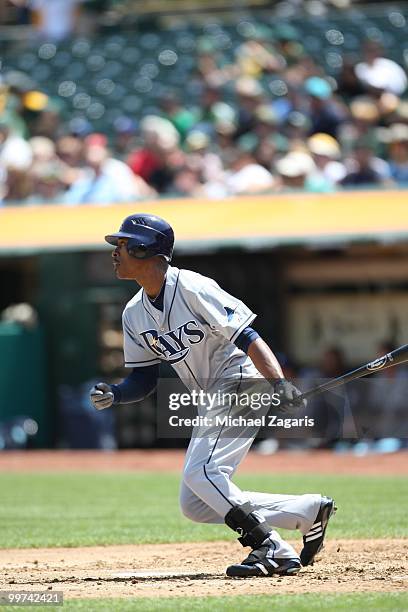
xmin=34 ymin=593 xmax=408 ymax=611
xmin=0 ymin=472 xmax=407 ymax=548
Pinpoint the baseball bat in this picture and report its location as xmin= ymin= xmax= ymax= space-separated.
xmin=298 ymin=343 xmax=408 ymax=401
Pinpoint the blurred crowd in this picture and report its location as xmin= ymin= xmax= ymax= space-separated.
xmin=256 ymin=341 xmax=408 ymax=455
xmin=1 ymin=14 xmax=408 ymax=204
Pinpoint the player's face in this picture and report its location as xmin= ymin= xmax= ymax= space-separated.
xmin=112 ymin=238 xmax=147 ymax=280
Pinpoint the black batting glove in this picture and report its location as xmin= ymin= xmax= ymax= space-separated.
xmin=272 ymin=379 xmax=306 ymax=414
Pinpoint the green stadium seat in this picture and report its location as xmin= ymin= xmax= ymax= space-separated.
xmin=1 ymin=7 xmax=407 ymax=134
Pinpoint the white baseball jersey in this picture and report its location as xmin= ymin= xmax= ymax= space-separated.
xmin=122 ymin=265 xmax=261 ymax=391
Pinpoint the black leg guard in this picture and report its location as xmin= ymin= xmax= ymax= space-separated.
xmin=225 ymin=502 xmax=271 ymax=548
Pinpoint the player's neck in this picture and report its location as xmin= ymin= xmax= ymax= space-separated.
xmin=144 ymin=275 xmax=166 ymax=300
xmin=138 ymin=262 xmax=168 ymax=299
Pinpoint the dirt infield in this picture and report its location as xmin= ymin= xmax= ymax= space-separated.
xmin=1 ymin=450 xmax=406 ymax=601
xmin=1 ymin=539 xmax=407 ymax=600
xmin=0 ymin=449 xmax=407 ymax=475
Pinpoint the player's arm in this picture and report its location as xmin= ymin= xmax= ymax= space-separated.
xmin=246 ymin=337 xmax=284 ymax=380
xmin=236 ymin=329 xmax=305 ymax=411
xmin=90 ymin=364 xmax=159 ymax=410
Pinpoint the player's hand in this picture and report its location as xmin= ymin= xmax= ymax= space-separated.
xmin=272 ymin=379 xmax=306 ymax=413
xmin=90 ymin=382 xmax=114 ymax=410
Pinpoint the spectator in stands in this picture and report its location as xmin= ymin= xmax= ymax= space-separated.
xmin=0 ymin=119 xmax=33 ymax=203
xmin=0 ymin=167 xmax=6 ymax=205
xmin=284 ymin=111 xmax=312 ymax=142
xmin=0 ymin=120 xmax=32 ymax=173
xmin=127 ymin=127 xmax=162 ymax=184
xmin=234 ymin=25 xmax=284 ymax=77
xmin=27 ymin=135 xmax=68 ymax=201
xmin=355 ymin=40 xmax=407 ymax=96
xmin=253 ymin=136 xmax=280 ymax=172
xmin=234 ymin=77 xmax=266 ymax=139
xmin=341 ymin=144 xmax=391 ymax=187
xmin=64 ymin=133 xmax=153 ymax=204
xmin=300 ymin=347 xmax=349 ymax=447
xmin=393 ymin=98 xmax=408 ymax=126
xmin=28 ymin=100 xmax=62 ymax=139
xmin=357 ymin=341 xmax=408 ymax=448
xmin=54 ymin=135 xmax=84 ymax=190
xmin=127 ymin=116 xmax=185 ymax=193
xmin=194 ymin=87 xmax=220 ymax=128
xmin=284 ymin=54 xmax=322 ymax=91
xmin=27 ymin=161 xmax=65 ymax=203
xmin=212 ymin=119 xmax=239 ymax=169
xmin=169 ymin=154 xmax=226 ymax=199
xmin=112 ymin=116 xmax=138 ymax=159
xmin=251 ymin=104 xmax=289 ymax=164
xmin=4 ymin=166 xmax=34 ymax=203
xmin=1 ymin=71 xmax=32 ymax=138
xmin=29 ymin=136 xmax=57 ymax=164
xmin=160 ymin=92 xmax=198 ymax=141
xmin=275 ymin=150 xmax=322 ymax=191
xmin=2 ymin=10 xmax=408 ymax=206
xmin=304 ymin=77 xmax=347 ymax=138
xmin=307 ymin=133 xmax=347 ymax=186
xmin=339 ymin=96 xmax=382 ymax=156
xmin=225 ymin=149 xmax=275 ymax=195
xmin=30 ymin=0 xmax=82 ymax=41
xmin=168 ymin=166 xmax=203 ymax=198
xmin=185 ymin=130 xmax=225 ymax=186
xmin=386 ymin=124 xmax=408 ymax=185
xmin=211 ymin=102 xmax=237 ymax=135
xmin=196 ymin=39 xmax=237 ymax=89
xmin=56 ymin=135 xmax=84 ymax=168
xmin=252 ymin=104 xmax=279 ymax=138
xmin=274 ymin=23 xmax=304 ymax=65
xmin=337 ymin=57 xmax=367 ymax=101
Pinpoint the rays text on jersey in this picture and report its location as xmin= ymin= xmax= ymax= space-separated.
xmin=140 ymin=320 xmax=205 ymax=363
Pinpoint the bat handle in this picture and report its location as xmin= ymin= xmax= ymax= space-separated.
xmin=295 ymin=389 xmax=322 ymax=404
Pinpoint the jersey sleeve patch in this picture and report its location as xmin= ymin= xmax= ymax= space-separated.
xmin=224 ymin=306 xmax=236 ymax=321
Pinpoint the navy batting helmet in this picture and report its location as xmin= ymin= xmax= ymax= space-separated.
xmin=105 ymin=213 xmax=174 ymax=261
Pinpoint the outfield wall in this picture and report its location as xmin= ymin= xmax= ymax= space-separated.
xmin=1 ymin=190 xmax=408 ymax=254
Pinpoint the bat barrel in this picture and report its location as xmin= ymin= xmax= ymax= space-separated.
xmin=296 ymin=343 xmax=408 ymax=402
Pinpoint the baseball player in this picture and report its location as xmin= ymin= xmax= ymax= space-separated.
xmin=90 ymin=213 xmax=336 ymax=577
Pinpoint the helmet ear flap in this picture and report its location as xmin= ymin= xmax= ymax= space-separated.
xmin=127 ymin=241 xmax=148 ymax=258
